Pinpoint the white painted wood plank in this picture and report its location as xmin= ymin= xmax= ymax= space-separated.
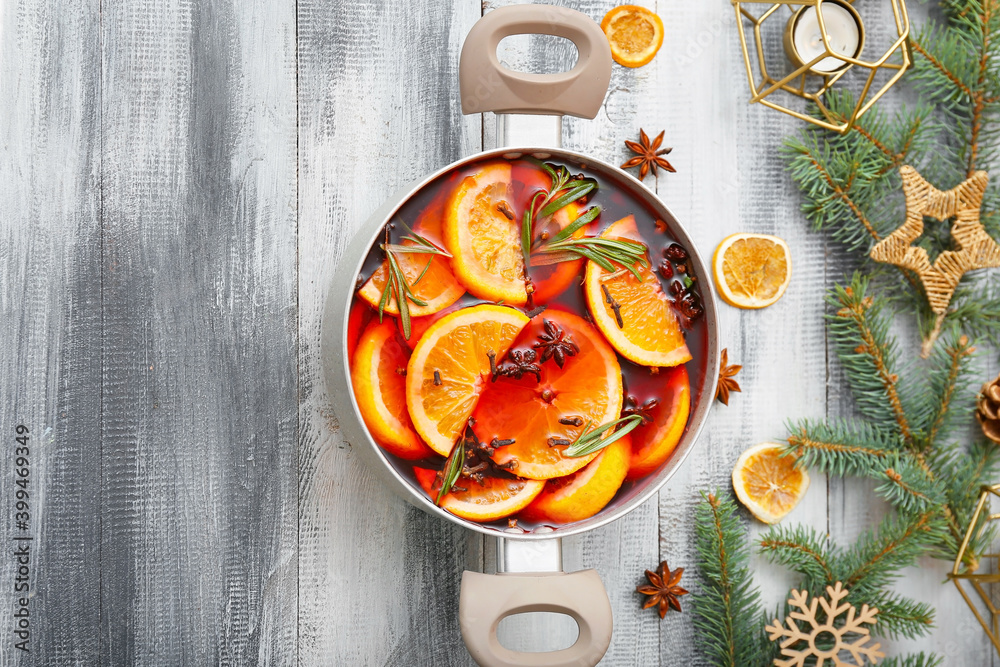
xmin=296 ymin=1 xmax=484 ymax=664
xmin=99 ymin=0 xmax=298 ymax=663
xmin=0 ymin=0 xmax=102 ymax=662
xmin=638 ymin=1 xmax=830 ymax=663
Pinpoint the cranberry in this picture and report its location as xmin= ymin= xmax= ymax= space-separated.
xmin=658 ymin=260 xmax=674 ymax=280
xmin=663 ymin=243 xmax=688 ymax=261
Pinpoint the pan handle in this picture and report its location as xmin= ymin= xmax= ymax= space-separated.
xmin=459 ymin=4 xmax=612 ymax=119
xmin=459 ymin=538 xmax=613 ymax=667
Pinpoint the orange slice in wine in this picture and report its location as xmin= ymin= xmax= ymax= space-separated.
xmin=351 ymin=321 xmax=434 ymax=460
xmin=519 ymin=435 xmax=631 ymax=524
xmin=472 ymin=310 xmax=623 ymax=480
xmin=584 ymin=215 xmax=691 ymax=367
xmin=443 ymin=161 xmax=528 ymax=305
xmin=624 ymin=365 xmax=690 ymax=481
xmin=358 ymin=190 xmax=465 ymax=323
xmin=406 ymin=304 xmax=530 ymax=456
xmin=413 ymin=467 xmax=545 ymax=522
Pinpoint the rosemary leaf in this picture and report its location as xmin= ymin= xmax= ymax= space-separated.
xmin=436 ymin=439 xmax=465 ymax=504
xmin=386 ymin=252 xmax=412 ymax=339
xmin=411 ymin=258 xmax=433 ymax=287
xmin=521 ymin=191 xmax=544 ymax=269
xmin=545 ymin=206 xmax=602 ymax=245
xmin=533 ymin=237 xmax=648 ymax=281
xmin=539 ymin=181 xmax=596 ymax=218
xmin=563 ymin=414 xmax=644 ymax=458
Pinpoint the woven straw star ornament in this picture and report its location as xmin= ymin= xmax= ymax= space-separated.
xmin=869 ymin=165 xmax=1000 ymax=315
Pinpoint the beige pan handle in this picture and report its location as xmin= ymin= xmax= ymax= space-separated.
xmin=460 ymin=570 xmax=613 ymax=667
xmin=459 ymin=4 xmax=613 ymax=118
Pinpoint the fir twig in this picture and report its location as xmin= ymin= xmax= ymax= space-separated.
xmin=692 ymin=492 xmax=767 ymax=667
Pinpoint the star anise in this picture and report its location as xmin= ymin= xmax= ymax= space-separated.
xmin=533 ymin=319 xmax=580 ymax=368
xmin=715 ymin=348 xmax=742 ymax=406
xmin=622 ymin=395 xmax=659 ymax=425
xmin=493 ymin=349 xmax=542 ymax=382
xmin=621 ymin=129 xmax=676 ymax=180
xmin=637 ymin=561 xmax=688 ymax=618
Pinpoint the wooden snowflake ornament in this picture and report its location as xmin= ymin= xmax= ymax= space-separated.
xmin=869 ymin=165 xmax=1000 ymax=316
xmin=766 ymin=582 xmax=884 ymax=667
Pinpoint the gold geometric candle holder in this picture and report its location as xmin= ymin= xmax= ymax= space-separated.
xmin=732 ymin=0 xmax=911 ymax=133
xmin=951 ymin=484 xmax=1000 ymax=657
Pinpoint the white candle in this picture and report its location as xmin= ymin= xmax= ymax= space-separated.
xmin=793 ymin=1 xmax=862 ymax=73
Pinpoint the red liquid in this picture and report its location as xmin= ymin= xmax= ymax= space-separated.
xmin=350 ymin=156 xmax=708 ymax=530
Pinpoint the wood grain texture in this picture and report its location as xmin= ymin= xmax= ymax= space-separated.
xmin=0 ymin=0 xmax=102 ymax=663
xmin=99 ymin=0 xmax=298 ymax=663
xmin=295 ymin=1 xmax=483 ymax=664
xmin=1 ymin=0 xmax=996 ymax=663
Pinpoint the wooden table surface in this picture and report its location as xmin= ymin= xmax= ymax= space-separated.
xmin=2 ymin=0 xmax=994 ymax=664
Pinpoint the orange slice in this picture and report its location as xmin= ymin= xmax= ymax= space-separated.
xmin=584 ymin=215 xmax=691 ymax=367
xmin=350 ymin=321 xmax=434 ymax=460
xmin=399 ymin=301 xmax=464 ymax=348
xmin=358 ymin=190 xmax=465 ymax=322
xmin=472 ymin=310 xmax=623 ymax=480
xmin=443 ymin=161 xmax=528 ymax=305
xmin=712 ymin=233 xmax=791 ymax=309
xmin=406 ymin=304 xmax=530 ymax=455
xmin=732 ymin=442 xmax=810 ymax=524
xmin=520 ymin=435 xmax=631 ymax=524
xmin=414 ymin=467 xmax=545 ymax=522
xmin=601 ymin=5 xmax=664 ymax=68
xmin=347 ymin=300 xmax=374 ymax=363
xmin=624 ymin=365 xmax=690 ymax=481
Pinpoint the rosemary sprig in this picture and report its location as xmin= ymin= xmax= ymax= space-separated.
xmin=532 ymin=236 xmax=648 ymax=280
xmin=519 ymin=161 xmax=647 ymax=280
xmin=562 ymin=414 xmax=644 ymax=458
xmin=436 ymin=438 xmax=465 ymax=505
xmin=376 ymin=224 xmax=451 ymax=340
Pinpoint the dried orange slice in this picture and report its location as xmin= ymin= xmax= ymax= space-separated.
xmin=712 ymin=233 xmax=792 ymax=309
xmin=443 ymin=161 xmax=528 ymax=305
xmin=583 ymin=215 xmax=691 ymax=367
xmin=520 ymin=435 xmax=631 ymax=524
xmin=732 ymin=442 xmax=810 ymax=524
xmin=351 ymin=321 xmax=434 ymax=460
xmin=413 ymin=467 xmax=545 ymax=522
xmin=601 ymin=5 xmax=664 ymax=68
xmin=406 ymin=304 xmax=530 ymax=456
xmin=624 ymin=365 xmax=690 ymax=481
xmin=473 ymin=310 xmax=623 ymax=480
xmin=358 ymin=191 xmax=465 ymax=322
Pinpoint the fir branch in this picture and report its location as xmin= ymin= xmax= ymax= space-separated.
xmin=933 ymin=439 xmax=1000 ymax=557
xmin=786 ymin=419 xmax=902 ymax=476
xmin=878 ymin=655 xmax=943 ymax=667
xmin=758 ymin=525 xmax=835 ymax=587
xmin=837 ymin=512 xmax=947 ymax=592
xmin=915 ymin=330 xmax=977 ymax=448
xmin=876 ymin=457 xmax=944 ymax=515
xmin=692 ymin=492 xmax=767 ymax=667
xmin=859 ymin=589 xmax=935 ymax=640
xmin=828 ymin=277 xmax=915 ymax=444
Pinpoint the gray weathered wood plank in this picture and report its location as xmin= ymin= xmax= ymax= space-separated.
xmin=296 ymin=1 xmax=483 ymax=664
xmin=99 ymin=0 xmax=298 ymax=663
xmin=0 ymin=0 xmax=102 ymax=663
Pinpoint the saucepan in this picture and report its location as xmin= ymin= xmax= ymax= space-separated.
xmin=323 ymin=5 xmax=719 ymax=666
